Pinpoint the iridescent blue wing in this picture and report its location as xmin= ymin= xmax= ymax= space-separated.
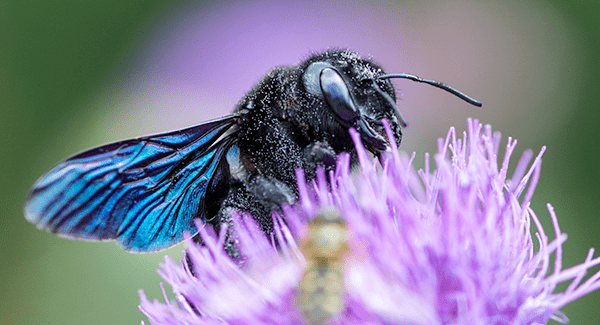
xmin=24 ymin=115 xmax=238 ymax=252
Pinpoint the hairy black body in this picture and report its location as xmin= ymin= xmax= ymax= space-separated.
xmin=208 ymin=50 xmax=404 ymax=256
xmin=25 ymin=49 xmax=479 ymax=257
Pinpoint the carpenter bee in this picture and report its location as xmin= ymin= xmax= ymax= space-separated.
xmin=24 ymin=50 xmax=481 ymax=256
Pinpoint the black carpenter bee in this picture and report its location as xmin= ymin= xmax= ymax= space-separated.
xmin=24 ymin=50 xmax=481 ymax=256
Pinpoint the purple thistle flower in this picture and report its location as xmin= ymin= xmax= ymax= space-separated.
xmin=139 ymin=119 xmax=600 ymax=324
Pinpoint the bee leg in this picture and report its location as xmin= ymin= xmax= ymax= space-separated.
xmin=246 ymin=173 xmax=297 ymax=211
xmin=302 ymin=141 xmax=337 ymax=179
xmin=205 ymin=175 xmax=294 ymax=260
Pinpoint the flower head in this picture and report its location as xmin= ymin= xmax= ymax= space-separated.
xmin=139 ymin=119 xmax=600 ymax=324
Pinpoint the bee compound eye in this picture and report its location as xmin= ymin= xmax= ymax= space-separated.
xmin=319 ymin=68 xmax=359 ymax=122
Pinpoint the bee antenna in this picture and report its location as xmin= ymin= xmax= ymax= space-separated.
xmin=380 ymin=73 xmax=482 ymax=107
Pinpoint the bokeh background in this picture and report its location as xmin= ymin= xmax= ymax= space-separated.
xmin=2 ymin=0 xmax=599 ymax=324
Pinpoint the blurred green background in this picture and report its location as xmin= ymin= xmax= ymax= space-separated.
xmin=2 ymin=1 xmax=599 ymax=324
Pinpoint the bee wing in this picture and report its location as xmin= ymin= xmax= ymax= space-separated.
xmin=24 ymin=115 xmax=238 ymax=252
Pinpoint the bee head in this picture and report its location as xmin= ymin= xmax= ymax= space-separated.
xmin=300 ymin=50 xmax=481 ymax=156
xmin=301 ymin=50 xmax=403 ymax=155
